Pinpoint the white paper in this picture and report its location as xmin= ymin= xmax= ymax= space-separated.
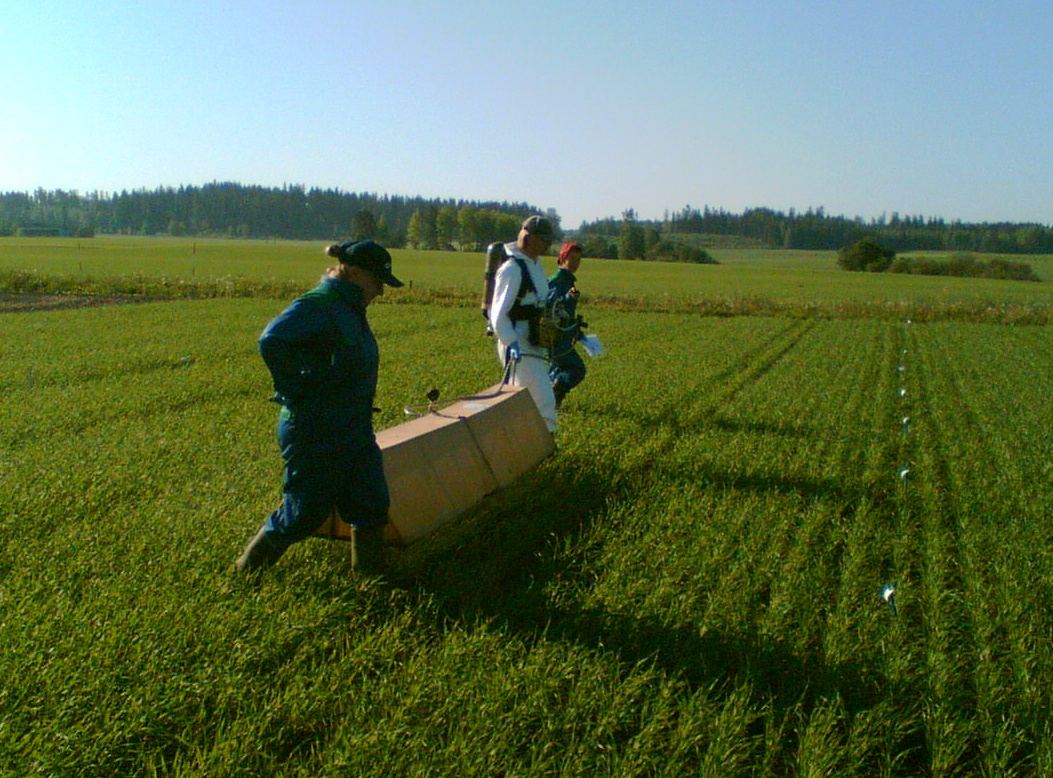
xmin=581 ymin=334 xmax=605 ymax=358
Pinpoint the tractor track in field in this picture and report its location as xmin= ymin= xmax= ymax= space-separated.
xmin=705 ymin=318 xmax=818 ymax=407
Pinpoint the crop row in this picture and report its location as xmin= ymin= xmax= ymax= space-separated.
xmin=2 ymin=299 xmax=1051 ymax=774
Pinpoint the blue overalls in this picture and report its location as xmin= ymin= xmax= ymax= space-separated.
xmin=258 ymin=277 xmax=389 ymax=550
xmin=547 ymin=267 xmax=586 ymax=403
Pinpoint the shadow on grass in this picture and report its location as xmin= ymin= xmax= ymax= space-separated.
xmin=392 ymin=451 xmax=902 ymax=723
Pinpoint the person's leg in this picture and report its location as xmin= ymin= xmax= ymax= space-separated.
xmin=512 ymin=349 xmax=557 ymax=432
xmin=496 ymin=338 xmax=557 ymax=431
xmin=236 ymin=418 xmax=342 ymax=572
xmin=563 ymin=349 xmax=587 ymax=393
xmin=333 ymin=441 xmax=390 ymax=530
xmin=550 ymin=349 xmax=586 ymax=407
xmin=265 ymin=442 xmax=346 ymax=546
xmin=334 ymin=442 xmax=391 ymax=575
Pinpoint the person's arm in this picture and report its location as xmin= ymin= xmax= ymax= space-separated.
xmin=489 ymin=259 xmax=522 ymax=346
xmin=258 ymin=297 xmax=330 ymax=405
xmin=547 ymin=270 xmax=569 ymax=302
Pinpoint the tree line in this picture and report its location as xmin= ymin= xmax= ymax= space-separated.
xmin=0 ymin=184 xmax=558 ymax=250
xmin=5 ymin=186 xmax=1052 ymax=256
xmin=573 ymin=209 xmax=717 ymax=263
xmin=837 ymin=237 xmax=1040 ymax=281
xmin=579 ymin=205 xmax=1053 ymax=255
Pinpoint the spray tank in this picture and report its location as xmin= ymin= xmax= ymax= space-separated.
xmin=481 ymin=241 xmax=507 ymax=337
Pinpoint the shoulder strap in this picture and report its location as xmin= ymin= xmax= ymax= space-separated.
xmin=505 ymin=256 xmax=544 ymax=325
xmin=511 ymin=256 xmax=537 ymax=301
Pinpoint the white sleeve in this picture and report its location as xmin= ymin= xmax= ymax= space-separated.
xmin=489 ymin=259 xmax=522 ymax=345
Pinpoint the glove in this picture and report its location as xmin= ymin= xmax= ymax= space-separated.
xmin=506 ymin=341 xmax=521 ymax=364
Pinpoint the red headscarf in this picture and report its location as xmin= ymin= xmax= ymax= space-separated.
xmin=559 ymin=242 xmax=583 ymax=263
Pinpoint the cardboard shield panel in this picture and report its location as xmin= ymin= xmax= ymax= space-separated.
xmin=314 ymin=383 xmax=554 ymax=544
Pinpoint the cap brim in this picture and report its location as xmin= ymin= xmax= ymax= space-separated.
xmin=381 ymin=271 xmax=404 ymax=288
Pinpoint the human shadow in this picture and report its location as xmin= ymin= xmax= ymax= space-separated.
xmin=582 ymin=399 xmax=812 ymax=449
xmin=392 ymin=451 xmax=898 ymax=722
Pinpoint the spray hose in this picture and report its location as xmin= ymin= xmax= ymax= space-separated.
xmin=401 ymin=351 xmax=549 ymax=417
xmin=402 ymin=385 xmax=508 ymax=417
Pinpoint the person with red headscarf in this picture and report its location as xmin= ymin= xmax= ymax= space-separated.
xmin=547 ymin=242 xmax=587 ymax=409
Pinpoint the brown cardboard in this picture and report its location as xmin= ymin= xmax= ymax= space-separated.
xmin=314 ymin=384 xmax=554 ymax=545
xmin=444 ymin=385 xmax=556 ymax=488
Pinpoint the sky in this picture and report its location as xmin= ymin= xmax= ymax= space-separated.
xmin=2 ymin=0 xmax=1052 ymax=229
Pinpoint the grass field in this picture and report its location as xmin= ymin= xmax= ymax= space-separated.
xmin=4 ymin=235 xmax=1053 ymax=310
xmin=2 ymin=238 xmax=1052 ymax=775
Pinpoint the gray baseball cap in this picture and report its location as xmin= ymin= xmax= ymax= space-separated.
xmin=521 ymin=215 xmax=556 ymax=242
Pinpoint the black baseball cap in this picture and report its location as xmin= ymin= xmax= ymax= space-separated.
xmin=338 ymin=240 xmax=404 ymax=287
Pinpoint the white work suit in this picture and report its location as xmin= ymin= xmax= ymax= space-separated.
xmin=489 ymin=243 xmax=558 ymax=432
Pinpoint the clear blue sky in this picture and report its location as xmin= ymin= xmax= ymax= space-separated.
xmin=3 ymin=0 xmax=1051 ymax=228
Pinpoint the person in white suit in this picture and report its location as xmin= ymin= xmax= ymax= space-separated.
xmin=489 ymin=215 xmax=558 ymax=433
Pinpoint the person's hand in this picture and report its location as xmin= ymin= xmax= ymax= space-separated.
xmin=506 ymin=341 xmax=521 ymax=364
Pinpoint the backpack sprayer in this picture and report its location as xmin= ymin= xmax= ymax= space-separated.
xmin=481 ymin=241 xmax=505 ymax=338
xmin=404 ymin=243 xmax=596 ymax=418
xmin=398 ymin=244 xmax=511 ymax=418
xmin=480 ymin=241 xmax=579 ymax=354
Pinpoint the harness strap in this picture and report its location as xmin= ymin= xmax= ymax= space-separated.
xmin=507 ymin=256 xmax=542 ymax=323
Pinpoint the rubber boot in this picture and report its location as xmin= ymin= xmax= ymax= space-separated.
xmin=234 ymin=525 xmax=286 ymax=573
xmin=352 ymin=525 xmax=389 ymax=577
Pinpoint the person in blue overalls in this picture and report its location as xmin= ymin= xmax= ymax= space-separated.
xmin=547 ymin=242 xmax=587 ymax=409
xmin=235 ymin=240 xmax=403 ymax=575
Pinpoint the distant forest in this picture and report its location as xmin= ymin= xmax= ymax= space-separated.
xmin=0 ymin=184 xmax=554 ymax=251
xmin=578 ymin=206 xmax=1053 ymax=256
xmin=3 ymin=184 xmax=1052 ymax=255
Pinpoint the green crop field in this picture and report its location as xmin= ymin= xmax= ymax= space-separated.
xmin=2 ymin=237 xmax=1052 ymax=775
